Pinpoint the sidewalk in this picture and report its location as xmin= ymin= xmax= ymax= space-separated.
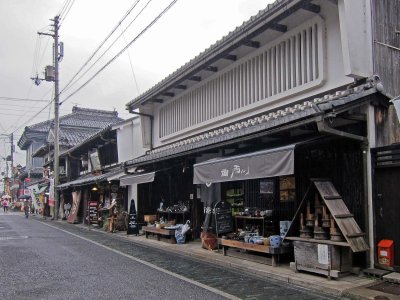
xmin=120 ymin=232 xmax=398 ymax=300
xmin=41 ymin=217 xmax=400 ymax=300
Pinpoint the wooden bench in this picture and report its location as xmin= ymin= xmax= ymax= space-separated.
xmin=220 ymin=239 xmax=291 ymax=267
xmin=142 ymin=226 xmax=176 ymax=243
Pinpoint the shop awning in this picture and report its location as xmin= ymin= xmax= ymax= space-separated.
xmin=57 ymin=169 xmax=122 ymax=189
xmin=120 ymin=172 xmax=155 ymax=186
xmin=193 ymin=145 xmax=295 ymax=185
xmin=107 ymin=171 xmax=125 ymax=181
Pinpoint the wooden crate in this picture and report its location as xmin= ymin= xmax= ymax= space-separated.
xmin=291 ymin=240 xmax=352 ymax=278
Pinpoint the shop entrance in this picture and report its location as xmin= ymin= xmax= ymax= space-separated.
xmin=372 ymin=145 xmax=400 ymax=270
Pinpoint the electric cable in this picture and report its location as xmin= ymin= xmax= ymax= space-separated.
xmin=58 ymin=0 xmax=72 ymax=17
xmin=10 ymin=88 xmax=54 ymax=134
xmin=61 ymin=0 xmax=142 ymax=93
xmin=61 ymin=0 xmax=178 ymax=105
xmin=0 ymin=97 xmax=49 ymax=102
xmin=62 ymin=0 xmax=153 ymax=95
xmin=121 ymin=27 xmax=140 ymax=95
xmin=31 ymin=36 xmax=40 ymax=77
xmin=59 ymin=0 xmax=75 ymax=27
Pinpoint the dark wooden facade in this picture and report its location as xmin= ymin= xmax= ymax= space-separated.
xmin=372 ymin=144 xmax=400 ymax=270
xmin=372 ymin=0 xmax=400 ymax=146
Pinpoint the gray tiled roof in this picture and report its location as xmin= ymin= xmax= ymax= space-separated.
xmin=18 ymin=106 xmax=123 ymax=150
xmin=55 ymin=127 xmax=102 ymax=147
xmin=25 ymin=119 xmax=52 ymax=133
xmin=125 ymin=77 xmax=383 ymax=167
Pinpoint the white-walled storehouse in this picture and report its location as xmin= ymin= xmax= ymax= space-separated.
xmin=125 ymin=0 xmax=399 ymax=270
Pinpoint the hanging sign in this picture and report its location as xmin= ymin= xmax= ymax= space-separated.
xmin=127 ymin=199 xmax=139 ymax=235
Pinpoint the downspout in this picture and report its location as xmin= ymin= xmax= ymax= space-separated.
xmin=129 ymin=111 xmax=153 ymax=150
xmin=317 ymin=120 xmax=368 ymax=143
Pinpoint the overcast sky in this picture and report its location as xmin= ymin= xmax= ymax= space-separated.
xmin=0 ymin=0 xmax=274 ymax=170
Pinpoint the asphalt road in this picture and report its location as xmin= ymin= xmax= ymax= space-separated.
xmin=0 ymin=213 xmax=340 ymax=300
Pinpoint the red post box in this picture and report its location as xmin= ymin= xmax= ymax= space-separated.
xmin=377 ymin=240 xmax=394 ymax=267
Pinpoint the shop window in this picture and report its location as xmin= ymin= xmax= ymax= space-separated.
xmin=259 ymin=179 xmax=275 ymax=197
xmin=279 ymin=176 xmax=296 ymax=202
xmin=223 ymin=182 xmax=244 ymax=215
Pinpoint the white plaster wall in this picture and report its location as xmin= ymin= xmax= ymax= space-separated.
xmin=127 ymin=184 xmax=138 ymax=213
xmin=147 ymin=1 xmax=373 ymax=148
xmin=338 ymin=0 xmax=373 ymax=78
xmin=116 ymin=117 xmax=146 ymax=163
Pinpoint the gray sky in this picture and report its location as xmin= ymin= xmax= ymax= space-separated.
xmin=0 ymin=0 xmax=273 ymax=169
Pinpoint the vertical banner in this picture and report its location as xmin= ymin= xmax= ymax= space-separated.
xmin=48 ymin=178 xmax=55 ymax=207
xmin=67 ymin=191 xmax=81 ymax=224
xmin=27 ymin=184 xmax=40 ymax=211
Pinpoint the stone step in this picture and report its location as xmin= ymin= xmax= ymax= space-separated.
xmin=383 ymin=272 xmax=400 ymax=284
xmin=362 ymin=268 xmax=391 ymax=279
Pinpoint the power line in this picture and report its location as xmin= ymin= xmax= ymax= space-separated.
xmin=63 ymin=0 xmax=153 ymax=95
xmin=61 ymin=0 xmax=142 ymax=93
xmin=121 ymin=26 xmax=140 ymax=95
xmin=61 ymin=0 xmax=178 ymax=105
xmin=58 ymin=0 xmax=72 ymax=17
xmin=7 ymin=89 xmax=54 ymax=133
xmin=59 ymin=0 xmax=76 ymax=27
xmin=31 ymin=35 xmax=41 ymax=77
xmin=0 ymin=97 xmax=50 ymax=102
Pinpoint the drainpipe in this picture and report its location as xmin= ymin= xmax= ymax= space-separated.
xmin=317 ymin=120 xmax=368 ymax=143
xmin=129 ymin=111 xmax=153 ymax=150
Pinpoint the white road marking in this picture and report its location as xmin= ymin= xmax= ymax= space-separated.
xmin=37 ymin=220 xmax=240 ymax=300
xmin=0 ymin=235 xmax=29 ymax=240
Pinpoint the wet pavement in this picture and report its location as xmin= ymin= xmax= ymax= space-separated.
xmin=33 ymin=217 xmax=341 ymax=300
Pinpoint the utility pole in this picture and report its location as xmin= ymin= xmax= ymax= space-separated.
xmin=53 ymin=16 xmax=60 ymax=220
xmin=10 ymin=133 xmax=14 ymax=187
xmin=36 ymin=15 xmax=61 ymax=220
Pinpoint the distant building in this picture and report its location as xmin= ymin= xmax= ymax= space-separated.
xmin=17 ymin=106 xmax=123 ymax=215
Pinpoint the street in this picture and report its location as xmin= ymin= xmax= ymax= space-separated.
xmin=0 ymin=213 xmax=339 ymax=300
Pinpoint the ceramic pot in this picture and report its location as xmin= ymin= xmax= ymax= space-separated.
xmin=269 ymin=235 xmax=282 ymax=248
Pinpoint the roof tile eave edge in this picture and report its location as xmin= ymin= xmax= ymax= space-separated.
xmin=126 ymin=0 xmax=295 ymax=109
xmin=125 ymin=80 xmax=381 ymax=167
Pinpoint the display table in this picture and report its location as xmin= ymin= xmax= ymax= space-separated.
xmin=219 ymin=239 xmax=291 ymax=267
xmin=142 ymin=227 xmax=176 ymax=243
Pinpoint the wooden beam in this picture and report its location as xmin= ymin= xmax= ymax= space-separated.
xmin=189 ymin=76 xmax=201 ymax=82
xmin=205 ymin=66 xmax=218 ymax=72
xmin=270 ymin=23 xmax=287 ymax=32
xmin=244 ymin=40 xmax=260 ymax=48
xmin=346 ymin=233 xmax=365 ymax=238
xmin=224 ymin=54 xmax=237 ymax=61
xmin=302 ymin=3 xmax=320 ymax=14
xmin=149 ymin=98 xmax=164 ymax=103
xmin=175 ymin=85 xmax=186 ymax=90
xmin=162 ymin=92 xmax=174 ymax=97
xmin=335 ymin=214 xmax=354 ymax=219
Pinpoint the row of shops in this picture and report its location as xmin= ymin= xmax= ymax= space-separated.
xmin=17 ymin=0 xmax=400 ymax=279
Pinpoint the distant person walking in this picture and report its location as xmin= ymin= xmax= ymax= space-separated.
xmin=24 ymin=200 xmax=29 ymax=218
xmin=2 ymin=199 xmax=9 ymax=213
